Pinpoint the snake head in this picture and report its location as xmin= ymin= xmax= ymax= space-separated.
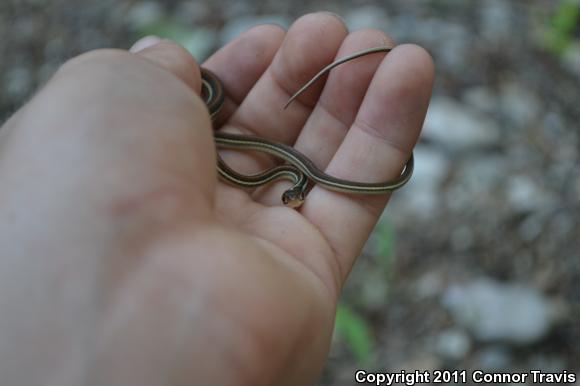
xmin=282 ymin=189 xmax=305 ymax=209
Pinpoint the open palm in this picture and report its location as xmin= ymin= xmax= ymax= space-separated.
xmin=194 ymin=12 xmax=434 ymax=385
xmin=0 ymin=12 xmax=433 ymax=386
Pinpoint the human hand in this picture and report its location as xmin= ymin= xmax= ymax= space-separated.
xmin=0 ymin=12 xmax=433 ymax=386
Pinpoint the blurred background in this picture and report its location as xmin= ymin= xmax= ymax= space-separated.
xmin=2 ymin=0 xmax=579 ymax=384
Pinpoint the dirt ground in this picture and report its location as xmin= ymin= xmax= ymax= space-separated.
xmin=2 ymin=1 xmax=579 ymax=384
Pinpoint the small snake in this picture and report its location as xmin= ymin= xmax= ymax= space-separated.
xmin=201 ymin=46 xmax=414 ymax=208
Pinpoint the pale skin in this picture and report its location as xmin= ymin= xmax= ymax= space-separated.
xmin=0 ymin=13 xmax=434 ymax=386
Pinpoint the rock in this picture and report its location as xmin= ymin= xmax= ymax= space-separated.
xmin=435 ymin=328 xmax=471 ymax=361
xmin=450 ymin=225 xmax=474 ymax=252
xmin=173 ymin=2 xmax=212 ymax=25
xmin=4 ymin=67 xmax=32 ymax=102
xmin=499 ymin=82 xmax=540 ymax=127
xmin=415 ymin=271 xmax=444 ymax=299
xmin=403 ymin=19 xmax=470 ymax=72
xmin=220 ymin=15 xmax=291 ymax=45
xmin=44 ymin=38 xmax=66 ymax=62
xmin=518 ymin=215 xmax=543 ymax=242
xmin=38 ymin=63 xmax=59 ymax=85
xmin=562 ymin=42 xmax=580 ymax=79
xmin=441 ymin=278 xmax=558 ymax=344
xmin=360 ymin=269 xmax=389 ymax=310
xmin=397 ymin=355 xmax=441 ymax=373
xmin=344 ymin=6 xmax=389 ymax=31
xmin=463 ymin=86 xmax=498 ymax=114
xmin=12 ymin=15 xmax=42 ymax=44
xmin=391 ymin=145 xmax=449 ymax=217
xmin=529 ymin=354 xmax=567 ymax=372
xmin=479 ymin=0 xmax=513 ymax=43
xmin=180 ymin=28 xmax=218 ymax=61
xmin=423 ymin=97 xmax=501 ymax=149
xmin=444 ymin=155 xmax=505 ymax=212
xmin=127 ymin=1 xmax=164 ymax=30
xmin=434 ymin=23 xmax=471 ymax=72
xmin=475 ymin=346 xmax=512 ymax=370
xmin=506 ymin=175 xmax=543 ymax=213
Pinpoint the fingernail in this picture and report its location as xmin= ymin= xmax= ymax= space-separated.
xmin=130 ymin=36 xmax=163 ymax=53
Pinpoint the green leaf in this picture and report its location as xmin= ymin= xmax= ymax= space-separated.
xmin=137 ymin=19 xmax=191 ymax=44
xmin=545 ymin=0 xmax=580 ymax=55
xmin=334 ymin=304 xmax=374 ymax=365
xmin=136 ymin=20 xmax=216 ymax=60
xmin=553 ymin=1 xmax=580 ymax=33
xmin=375 ymin=221 xmax=395 ymax=274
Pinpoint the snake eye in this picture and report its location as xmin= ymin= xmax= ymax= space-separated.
xmin=282 ymin=189 xmax=305 ymax=209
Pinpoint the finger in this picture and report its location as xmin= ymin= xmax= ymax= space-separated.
xmin=254 ymin=28 xmax=394 ymax=206
xmin=202 ymin=24 xmax=286 ymax=127
xmin=302 ymin=45 xmax=435 ymax=283
xmin=132 ymin=38 xmax=202 ymax=94
xmin=217 ymin=12 xmax=348 ymax=180
xmin=201 ymin=24 xmax=286 ymax=208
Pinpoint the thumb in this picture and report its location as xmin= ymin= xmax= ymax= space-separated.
xmin=131 ymin=36 xmax=202 ymax=95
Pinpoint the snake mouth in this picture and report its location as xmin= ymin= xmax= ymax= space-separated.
xmin=282 ymin=189 xmax=305 ymax=209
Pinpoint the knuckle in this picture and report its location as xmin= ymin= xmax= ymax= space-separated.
xmin=136 ymin=40 xmax=200 ymax=90
xmin=147 ymin=40 xmax=197 ymax=69
xmin=57 ymin=48 xmax=132 ymax=77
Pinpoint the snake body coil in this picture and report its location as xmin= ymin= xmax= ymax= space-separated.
xmin=201 ymin=46 xmax=414 ymax=208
